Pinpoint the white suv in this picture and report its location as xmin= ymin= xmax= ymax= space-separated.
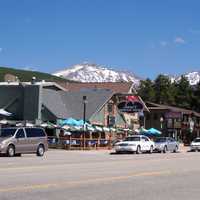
xmin=114 ymin=135 xmax=155 ymax=154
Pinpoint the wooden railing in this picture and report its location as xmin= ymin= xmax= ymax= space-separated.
xmin=47 ymin=136 xmax=114 ymax=150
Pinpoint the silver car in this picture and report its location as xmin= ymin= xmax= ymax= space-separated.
xmin=0 ymin=127 xmax=48 ymax=157
xmin=154 ymin=137 xmax=179 ymax=153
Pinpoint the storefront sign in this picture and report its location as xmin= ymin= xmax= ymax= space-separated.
xmin=165 ymin=112 xmax=182 ymax=119
xmin=117 ymin=101 xmax=144 ymax=113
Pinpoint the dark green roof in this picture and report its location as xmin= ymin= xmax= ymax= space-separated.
xmin=42 ymin=89 xmax=114 ymax=120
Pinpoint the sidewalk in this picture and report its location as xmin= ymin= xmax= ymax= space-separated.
xmin=179 ymin=144 xmax=190 ymax=152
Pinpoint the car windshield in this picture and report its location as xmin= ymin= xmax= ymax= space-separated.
xmin=124 ymin=137 xmax=140 ymax=142
xmin=0 ymin=128 xmax=16 ymax=137
xmin=194 ymin=138 xmax=200 ymax=143
xmin=155 ymin=138 xmax=167 ymax=143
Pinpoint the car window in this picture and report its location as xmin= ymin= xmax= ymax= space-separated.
xmin=15 ymin=129 xmax=25 ymax=138
xmin=124 ymin=137 xmax=140 ymax=142
xmin=25 ymin=128 xmax=46 ymax=138
xmin=194 ymin=138 xmax=200 ymax=143
xmin=141 ymin=137 xmax=149 ymax=142
xmin=0 ymin=128 xmax=16 ymax=137
xmin=155 ymin=138 xmax=166 ymax=143
xmin=169 ymin=138 xmax=175 ymax=142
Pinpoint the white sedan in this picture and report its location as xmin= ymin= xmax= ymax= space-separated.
xmin=114 ymin=135 xmax=155 ymax=154
xmin=190 ymin=138 xmax=200 ymax=152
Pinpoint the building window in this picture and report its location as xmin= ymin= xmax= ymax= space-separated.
xmin=107 ymin=103 xmax=113 ymax=113
xmin=107 ymin=115 xmax=115 ymax=127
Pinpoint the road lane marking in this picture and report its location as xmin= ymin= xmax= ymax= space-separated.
xmin=0 ymin=154 xmax=196 ymax=172
xmin=0 ymin=170 xmax=171 ymax=193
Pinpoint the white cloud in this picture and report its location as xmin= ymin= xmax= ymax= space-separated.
xmin=22 ymin=66 xmax=38 ymax=71
xmin=174 ymin=37 xmax=186 ymax=44
xmin=160 ymin=41 xmax=168 ymax=47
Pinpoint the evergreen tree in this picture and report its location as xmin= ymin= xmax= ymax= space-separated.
xmin=138 ymin=78 xmax=155 ymax=102
xmin=175 ymin=76 xmax=192 ymax=109
xmin=137 ymin=75 xmax=200 ymax=113
xmin=192 ymin=81 xmax=200 ymax=112
xmin=154 ymin=74 xmax=172 ymax=104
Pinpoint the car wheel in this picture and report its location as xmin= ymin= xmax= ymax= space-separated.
xmin=149 ymin=145 xmax=153 ymax=154
xmin=163 ymin=146 xmax=167 ymax=153
xmin=173 ymin=146 xmax=178 ymax=153
xmin=7 ymin=145 xmax=15 ymax=157
xmin=37 ymin=144 xmax=45 ymax=157
xmin=136 ymin=145 xmax=141 ymax=154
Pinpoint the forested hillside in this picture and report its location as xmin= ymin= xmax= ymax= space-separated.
xmin=0 ymin=67 xmax=73 ymax=83
xmin=137 ymin=75 xmax=200 ymax=112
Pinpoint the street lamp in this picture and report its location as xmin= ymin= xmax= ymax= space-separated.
xmin=83 ymin=96 xmax=87 ymax=149
xmin=160 ymin=116 xmax=164 ymax=129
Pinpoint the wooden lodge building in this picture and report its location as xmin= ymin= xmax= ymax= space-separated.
xmin=145 ymin=102 xmax=200 ymax=144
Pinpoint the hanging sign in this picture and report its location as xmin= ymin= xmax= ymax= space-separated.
xmin=117 ymin=100 xmax=144 ymax=113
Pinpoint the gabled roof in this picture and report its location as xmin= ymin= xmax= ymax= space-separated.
xmin=42 ymin=89 xmax=114 ymax=120
xmin=146 ymin=102 xmax=200 ymax=117
xmin=58 ymin=82 xmax=137 ymax=94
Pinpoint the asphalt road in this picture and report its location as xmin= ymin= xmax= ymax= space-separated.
xmin=0 ymin=148 xmax=200 ymax=200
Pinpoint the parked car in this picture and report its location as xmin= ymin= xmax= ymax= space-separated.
xmin=154 ymin=137 xmax=179 ymax=153
xmin=190 ymin=138 xmax=200 ymax=152
xmin=0 ymin=127 xmax=48 ymax=157
xmin=114 ymin=135 xmax=155 ymax=154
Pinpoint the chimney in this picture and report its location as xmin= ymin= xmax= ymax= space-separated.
xmin=31 ymin=77 xmax=36 ymax=84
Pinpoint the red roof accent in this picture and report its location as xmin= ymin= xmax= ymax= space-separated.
xmin=126 ymin=95 xmax=139 ymax=102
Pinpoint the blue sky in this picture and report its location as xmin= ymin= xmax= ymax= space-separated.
xmin=0 ymin=0 xmax=200 ymax=79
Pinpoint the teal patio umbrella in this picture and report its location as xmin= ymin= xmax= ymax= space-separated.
xmin=147 ymin=128 xmax=162 ymax=136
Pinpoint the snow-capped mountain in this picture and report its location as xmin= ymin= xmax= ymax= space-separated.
xmin=184 ymin=71 xmax=200 ymax=85
xmin=53 ymin=63 xmax=200 ymax=86
xmin=169 ymin=71 xmax=200 ymax=85
xmin=53 ymin=63 xmax=141 ymax=85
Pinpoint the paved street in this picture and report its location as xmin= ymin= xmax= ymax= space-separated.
xmin=0 ymin=147 xmax=200 ymax=200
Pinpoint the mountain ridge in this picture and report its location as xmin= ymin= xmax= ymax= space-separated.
xmin=53 ymin=63 xmax=200 ymax=86
xmin=53 ymin=63 xmax=141 ymax=86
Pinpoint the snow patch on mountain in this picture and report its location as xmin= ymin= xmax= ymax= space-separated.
xmin=168 ymin=71 xmax=200 ymax=85
xmin=53 ymin=63 xmax=141 ymax=85
xmin=185 ymin=71 xmax=200 ymax=85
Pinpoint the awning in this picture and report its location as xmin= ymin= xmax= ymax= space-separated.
xmin=147 ymin=128 xmax=162 ymax=135
xmin=103 ymin=127 xmax=110 ymax=132
xmin=94 ymin=126 xmax=103 ymax=132
xmin=0 ymin=119 xmax=8 ymax=124
xmin=0 ymin=109 xmax=12 ymax=116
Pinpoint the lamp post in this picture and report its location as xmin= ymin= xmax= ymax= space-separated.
xmin=160 ymin=116 xmax=164 ymax=129
xmin=83 ymin=96 xmax=87 ymax=150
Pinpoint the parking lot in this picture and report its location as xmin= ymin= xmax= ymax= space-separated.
xmin=0 ymin=147 xmax=200 ymax=200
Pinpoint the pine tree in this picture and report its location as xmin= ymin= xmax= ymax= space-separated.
xmin=154 ymin=74 xmax=172 ymax=104
xmin=175 ymin=76 xmax=192 ymax=109
xmin=138 ymin=78 xmax=155 ymax=102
